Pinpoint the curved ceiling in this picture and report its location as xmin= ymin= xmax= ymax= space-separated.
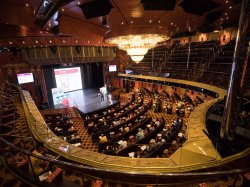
xmin=0 ymin=0 xmax=241 ymax=48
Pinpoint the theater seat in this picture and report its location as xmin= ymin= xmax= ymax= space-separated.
xmin=46 ymin=168 xmax=63 ymax=184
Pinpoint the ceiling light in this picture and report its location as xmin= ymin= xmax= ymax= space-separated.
xmin=121 ymin=22 xmax=124 ymax=25
xmin=63 ymin=40 xmax=66 ymax=43
xmin=25 ymin=3 xmax=29 ymax=7
xmin=61 ymin=8 xmax=65 ymax=12
xmin=9 ymin=41 xmax=13 ymax=45
xmin=49 ymin=40 xmax=52 ymax=43
xmin=88 ymin=41 xmax=90 ymax=43
xmin=149 ymin=20 xmax=152 ymax=23
xmin=35 ymin=40 xmax=38 ymax=43
xmin=77 ymin=1 xmax=80 ymax=5
xmin=225 ymin=1 xmax=229 ymax=3
xmin=22 ymin=41 xmax=25 ymax=44
xmin=76 ymin=40 xmax=78 ymax=43
xmin=158 ymin=20 xmax=161 ymax=23
xmin=106 ymin=34 xmax=168 ymax=63
xmin=130 ymin=21 xmax=133 ymax=24
xmin=229 ymin=6 xmax=232 ymax=9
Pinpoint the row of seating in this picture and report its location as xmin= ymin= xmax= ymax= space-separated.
xmin=44 ymin=112 xmax=82 ymax=147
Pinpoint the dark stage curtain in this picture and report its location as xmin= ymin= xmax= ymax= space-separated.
xmin=82 ymin=63 xmax=104 ymax=89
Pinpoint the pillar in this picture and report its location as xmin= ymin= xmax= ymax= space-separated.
xmin=221 ymin=0 xmax=250 ymax=140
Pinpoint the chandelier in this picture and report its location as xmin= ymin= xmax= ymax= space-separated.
xmin=106 ymin=34 xmax=168 ymax=63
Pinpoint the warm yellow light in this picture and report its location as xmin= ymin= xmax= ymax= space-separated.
xmin=131 ymin=55 xmax=144 ymax=63
xmin=106 ymin=34 xmax=168 ymax=63
xmin=127 ymin=48 xmax=148 ymax=56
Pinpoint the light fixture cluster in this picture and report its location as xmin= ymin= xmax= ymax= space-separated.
xmin=106 ymin=34 xmax=168 ymax=63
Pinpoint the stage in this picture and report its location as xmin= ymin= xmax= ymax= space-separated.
xmin=54 ymin=88 xmax=118 ymax=113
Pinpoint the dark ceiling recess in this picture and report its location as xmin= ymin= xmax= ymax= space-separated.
xmin=221 ymin=20 xmax=239 ymax=29
xmin=141 ymin=0 xmax=176 ymax=11
xmin=204 ymin=10 xmax=224 ymax=24
xmin=197 ymin=24 xmax=215 ymax=33
xmin=79 ymin=0 xmax=113 ymax=19
xmin=179 ymin=0 xmax=221 ymax=16
xmin=172 ymin=31 xmax=196 ymax=38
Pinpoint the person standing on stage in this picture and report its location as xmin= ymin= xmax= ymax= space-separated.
xmin=100 ymin=90 xmax=104 ymax=102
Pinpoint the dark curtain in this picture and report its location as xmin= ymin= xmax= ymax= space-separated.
xmin=43 ymin=68 xmax=54 ymax=108
xmin=82 ymin=63 xmax=103 ymax=88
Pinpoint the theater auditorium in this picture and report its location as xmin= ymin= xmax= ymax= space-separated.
xmin=0 ymin=0 xmax=250 ymax=186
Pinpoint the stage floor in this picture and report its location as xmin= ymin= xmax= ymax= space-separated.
xmin=54 ymin=88 xmax=118 ymax=113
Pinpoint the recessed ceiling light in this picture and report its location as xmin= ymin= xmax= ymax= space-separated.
xmin=49 ymin=40 xmax=52 ymax=43
xmin=35 ymin=40 xmax=38 ymax=43
xmin=88 ymin=41 xmax=90 ymax=43
xmin=40 ymin=31 xmax=43 ymax=34
xmin=121 ymin=22 xmax=124 ymax=25
xmin=75 ymin=40 xmax=78 ymax=43
xmin=226 ymin=17 xmax=229 ymax=20
xmin=158 ymin=20 xmax=161 ymax=23
xmin=22 ymin=41 xmax=25 ymax=44
xmin=63 ymin=40 xmax=66 ymax=43
xmin=25 ymin=3 xmax=29 ymax=7
xmin=9 ymin=41 xmax=13 ymax=45
xmin=225 ymin=13 xmax=228 ymax=15
xmin=149 ymin=20 xmax=152 ymax=23
xmin=61 ymin=8 xmax=65 ymax=12
xmin=130 ymin=21 xmax=133 ymax=24
xmin=171 ymin=22 xmax=174 ymax=25
xmin=77 ymin=1 xmax=80 ymax=5
xmin=221 ymin=18 xmax=224 ymax=20
xmin=226 ymin=1 xmax=229 ymax=3
xmin=229 ymin=6 xmax=232 ymax=9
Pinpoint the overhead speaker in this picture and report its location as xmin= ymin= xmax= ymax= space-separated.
xmin=75 ymin=46 xmax=81 ymax=54
xmin=50 ymin=45 xmax=57 ymax=54
xmin=52 ymin=25 xmax=60 ymax=36
xmin=79 ymin=0 xmax=113 ymax=19
xmin=141 ymin=0 xmax=176 ymax=11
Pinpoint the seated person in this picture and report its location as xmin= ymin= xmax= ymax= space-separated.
xmin=99 ymin=134 xmax=108 ymax=143
xmin=124 ymin=125 xmax=130 ymax=133
xmin=136 ymin=128 xmax=145 ymax=140
xmin=29 ymin=143 xmax=50 ymax=176
xmin=118 ymin=139 xmax=127 ymax=150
